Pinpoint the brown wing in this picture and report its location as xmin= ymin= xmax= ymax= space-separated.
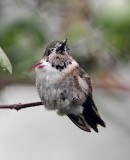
xmin=68 ymin=67 xmax=106 ymax=132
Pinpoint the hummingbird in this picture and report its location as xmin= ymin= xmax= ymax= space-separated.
xmin=31 ymin=39 xmax=106 ymax=132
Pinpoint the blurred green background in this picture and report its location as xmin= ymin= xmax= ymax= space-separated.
xmin=0 ymin=0 xmax=130 ymax=83
xmin=0 ymin=0 xmax=130 ymax=160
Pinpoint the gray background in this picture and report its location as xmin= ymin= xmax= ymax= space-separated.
xmin=0 ymin=85 xmax=129 ymax=160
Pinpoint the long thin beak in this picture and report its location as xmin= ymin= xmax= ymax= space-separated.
xmin=30 ymin=62 xmax=43 ymax=69
xmin=56 ymin=39 xmax=67 ymax=52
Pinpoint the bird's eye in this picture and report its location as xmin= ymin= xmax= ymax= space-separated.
xmin=45 ymin=48 xmax=53 ymax=56
xmin=47 ymin=50 xmax=51 ymax=55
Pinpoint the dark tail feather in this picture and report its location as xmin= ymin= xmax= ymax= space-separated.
xmin=68 ymin=114 xmax=91 ymax=132
xmin=68 ymin=96 xmax=106 ymax=133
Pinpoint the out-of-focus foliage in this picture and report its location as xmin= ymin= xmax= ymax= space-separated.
xmin=0 ymin=47 xmax=12 ymax=74
xmin=96 ymin=2 xmax=130 ymax=60
xmin=0 ymin=0 xmax=130 ymax=78
xmin=0 ymin=17 xmax=47 ymax=74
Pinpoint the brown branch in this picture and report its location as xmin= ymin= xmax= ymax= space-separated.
xmin=94 ymin=83 xmax=130 ymax=91
xmin=0 ymin=102 xmax=43 ymax=110
xmin=0 ymin=83 xmax=130 ymax=111
xmin=0 ymin=70 xmax=130 ymax=110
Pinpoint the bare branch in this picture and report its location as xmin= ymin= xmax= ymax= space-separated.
xmin=0 ymin=70 xmax=130 ymax=111
xmin=0 ymin=102 xmax=43 ymax=111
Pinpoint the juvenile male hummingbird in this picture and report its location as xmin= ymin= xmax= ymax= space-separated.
xmin=32 ymin=39 xmax=106 ymax=132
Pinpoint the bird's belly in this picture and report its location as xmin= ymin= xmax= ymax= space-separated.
xmin=36 ymin=77 xmax=84 ymax=115
xmin=43 ymin=86 xmax=70 ymax=109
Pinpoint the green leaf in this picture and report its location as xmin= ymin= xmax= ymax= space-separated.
xmin=0 ymin=47 xmax=12 ymax=74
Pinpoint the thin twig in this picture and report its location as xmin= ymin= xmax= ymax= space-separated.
xmin=0 ymin=102 xmax=43 ymax=111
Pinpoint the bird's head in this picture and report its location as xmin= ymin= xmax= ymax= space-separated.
xmin=44 ymin=39 xmax=69 ymax=57
xmin=31 ymin=39 xmax=74 ymax=72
